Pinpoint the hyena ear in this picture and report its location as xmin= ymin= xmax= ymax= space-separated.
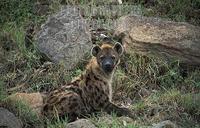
xmin=91 ymin=45 xmax=101 ymax=57
xmin=113 ymin=42 xmax=124 ymax=56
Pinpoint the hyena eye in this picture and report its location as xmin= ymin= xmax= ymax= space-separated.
xmin=111 ymin=55 xmax=115 ymax=60
xmin=100 ymin=55 xmax=105 ymax=60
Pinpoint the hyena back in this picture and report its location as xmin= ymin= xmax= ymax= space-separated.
xmin=43 ymin=42 xmax=134 ymax=121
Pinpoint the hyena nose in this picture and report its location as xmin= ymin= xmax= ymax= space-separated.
xmin=105 ymin=63 xmax=112 ymax=68
xmin=103 ymin=61 xmax=113 ymax=73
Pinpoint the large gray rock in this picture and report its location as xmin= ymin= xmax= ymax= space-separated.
xmin=114 ymin=15 xmax=200 ymax=66
xmin=0 ymin=107 xmax=22 ymax=128
xmin=66 ymin=119 xmax=97 ymax=128
xmin=36 ymin=6 xmax=91 ymax=70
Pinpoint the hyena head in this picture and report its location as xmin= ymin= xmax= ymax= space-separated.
xmin=91 ymin=42 xmax=124 ymax=74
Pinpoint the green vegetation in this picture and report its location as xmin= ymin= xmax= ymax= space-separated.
xmin=91 ymin=114 xmax=140 ymax=128
xmin=0 ymin=80 xmax=6 ymax=100
xmin=46 ymin=117 xmax=68 ymax=128
xmin=0 ymin=0 xmax=200 ymax=127
xmin=128 ymin=0 xmax=200 ymax=25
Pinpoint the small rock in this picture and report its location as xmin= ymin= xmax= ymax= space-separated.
xmin=36 ymin=6 xmax=91 ymax=70
xmin=152 ymin=120 xmax=178 ymax=128
xmin=66 ymin=119 xmax=97 ymax=128
xmin=0 ymin=107 xmax=22 ymax=128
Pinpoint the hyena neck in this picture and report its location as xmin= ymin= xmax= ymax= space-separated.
xmin=86 ymin=57 xmax=114 ymax=101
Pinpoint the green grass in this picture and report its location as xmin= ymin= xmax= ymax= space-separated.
xmin=0 ymin=0 xmax=35 ymax=25
xmin=0 ymin=0 xmax=200 ymax=127
xmin=46 ymin=117 xmax=68 ymax=128
xmin=124 ymin=0 xmax=200 ymax=25
xmin=0 ymin=80 xmax=6 ymax=100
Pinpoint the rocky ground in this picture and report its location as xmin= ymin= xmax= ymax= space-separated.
xmin=0 ymin=0 xmax=200 ymax=128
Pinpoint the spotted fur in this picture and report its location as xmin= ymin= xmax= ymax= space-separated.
xmin=42 ymin=42 xmax=134 ymax=121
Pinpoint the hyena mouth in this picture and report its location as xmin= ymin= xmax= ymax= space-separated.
xmin=102 ymin=64 xmax=114 ymax=73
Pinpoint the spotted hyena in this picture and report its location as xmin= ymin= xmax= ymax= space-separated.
xmin=43 ymin=42 xmax=134 ymax=121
